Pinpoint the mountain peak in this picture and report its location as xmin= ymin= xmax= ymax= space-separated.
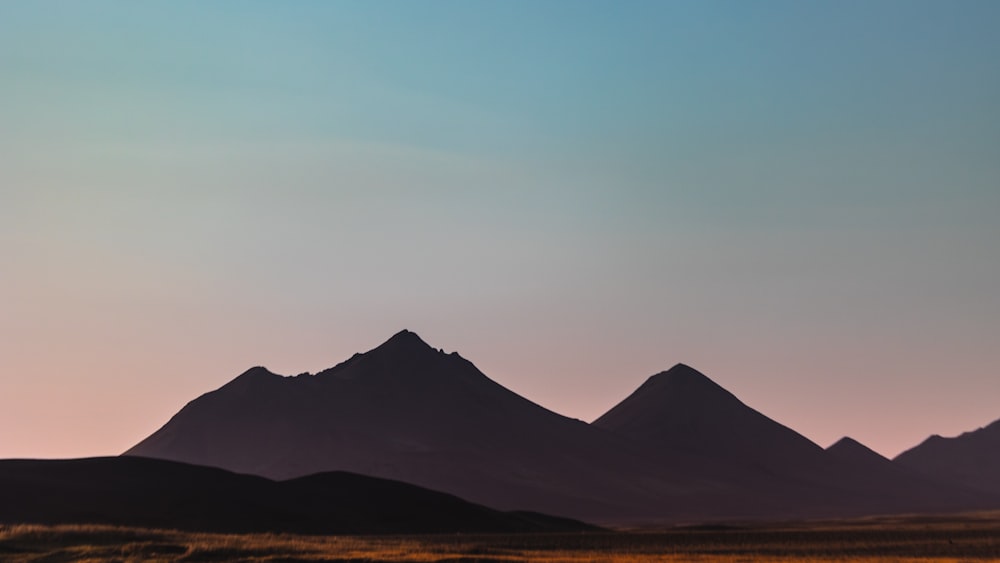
xmin=652 ymin=363 xmax=715 ymax=383
xmin=594 ymin=363 xmax=826 ymax=467
xmin=220 ymin=366 xmax=285 ymax=394
xmin=363 ymin=329 xmax=444 ymax=365
xmin=241 ymin=366 xmax=277 ymax=377
xmin=829 ymin=436 xmax=863 ymax=450
xmin=827 ymin=436 xmax=889 ymax=463
xmin=593 ymin=363 xmax=742 ymax=435
xmin=232 ymin=366 xmax=282 ymax=383
xmin=668 ymin=362 xmax=698 ymax=373
xmin=641 ymin=363 xmax=732 ymax=399
xmin=377 ymin=329 xmax=434 ymax=353
xmin=312 ymin=329 xmax=453 ymax=382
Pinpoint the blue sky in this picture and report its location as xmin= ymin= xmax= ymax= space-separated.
xmin=2 ymin=1 xmax=998 ymax=458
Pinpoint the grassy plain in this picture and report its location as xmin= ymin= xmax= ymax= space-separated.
xmin=2 ymin=512 xmax=999 ymax=562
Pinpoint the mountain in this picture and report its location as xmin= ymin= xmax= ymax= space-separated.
xmin=822 ymin=436 xmax=991 ymax=510
xmin=895 ymin=418 xmax=1000 ymax=495
xmin=592 ymin=365 xmax=995 ymax=516
xmin=593 ymin=363 xmax=829 ymax=474
xmin=126 ymin=330 xmax=744 ymax=522
xmin=126 ymin=330 xmax=1000 ymax=523
xmin=827 ymin=436 xmax=894 ymax=469
xmin=0 ymin=456 xmax=593 ymax=534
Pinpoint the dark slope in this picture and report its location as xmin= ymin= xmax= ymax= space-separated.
xmin=895 ymin=418 xmax=1000 ymax=495
xmin=126 ymin=331 xmax=744 ymax=522
xmin=0 ymin=457 xmax=594 ymax=534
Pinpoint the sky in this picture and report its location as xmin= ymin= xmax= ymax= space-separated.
xmin=2 ymin=1 xmax=998 ymax=460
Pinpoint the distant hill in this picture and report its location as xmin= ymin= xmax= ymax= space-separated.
xmin=124 ymin=330 xmax=1000 ymax=524
xmin=895 ymin=419 xmax=1000 ymax=495
xmin=0 ymin=456 xmax=593 ymax=534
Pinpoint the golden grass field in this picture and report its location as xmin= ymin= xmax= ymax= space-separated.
xmin=2 ymin=512 xmax=999 ymax=562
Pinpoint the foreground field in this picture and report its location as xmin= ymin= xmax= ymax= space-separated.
xmin=2 ymin=512 xmax=999 ymax=562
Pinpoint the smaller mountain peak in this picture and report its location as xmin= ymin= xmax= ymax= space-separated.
xmin=829 ymin=436 xmax=861 ymax=448
xmin=828 ymin=436 xmax=867 ymax=452
xmin=827 ymin=436 xmax=889 ymax=463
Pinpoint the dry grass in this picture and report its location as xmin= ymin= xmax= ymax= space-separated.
xmin=2 ymin=512 xmax=999 ymax=562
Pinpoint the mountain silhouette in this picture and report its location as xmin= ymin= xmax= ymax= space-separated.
xmin=127 ymin=330 xmax=742 ymax=522
xmin=827 ymin=436 xmax=893 ymax=467
xmin=126 ymin=330 xmax=1000 ymax=524
xmin=591 ymin=364 xmax=993 ymax=516
xmin=895 ymin=418 xmax=1000 ymax=495
xmin=593 ymin=363 xmax=828 ymax=473
xmin=821 ymin=436 xmax=989 ymax=511
xmin=0 ymin=456 xmax=593 ymax=534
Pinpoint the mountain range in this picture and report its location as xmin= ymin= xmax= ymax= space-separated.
xmin=123 ymin=330 xmax=1000 ymax=524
